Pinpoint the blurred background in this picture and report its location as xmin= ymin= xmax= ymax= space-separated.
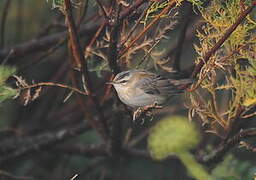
xmin=0 ymin=0 xmax=256 ymax=180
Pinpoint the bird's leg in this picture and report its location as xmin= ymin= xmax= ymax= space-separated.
xmin=132 ymin=102 xmax=162 ymax=123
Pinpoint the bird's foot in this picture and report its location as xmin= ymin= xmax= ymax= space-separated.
xmin=132 ymin=102 xmax=162 ymax=123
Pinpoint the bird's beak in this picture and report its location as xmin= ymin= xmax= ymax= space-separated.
xmin=106 ymin=81 xmax=114 ymax=85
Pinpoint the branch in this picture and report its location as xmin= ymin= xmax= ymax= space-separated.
xmin=119 ymin=0 xmax=176 ymax=58
xmin=0 ymin=0 xmax=148 ymax=61
xmin=0 ymin=24 xmax=97 ymax=61
xmin=84 ymin=0 xmax=148 ymax=57
xmin=119 ymin=0 xmax=148 ymax=21
xmin=239 ymin=141 xmax=256 ymax=152
xmin=64 ymin=0 xmax=110 ymax=141
xmin=0 ymin=123 xmax=89 ymax=165
xmin=107 ymin=4 xmax=121 ymax=75
xmin=197 ymin=128 xmax=256 ymax=165
xmin=17 ymin=82 xmax=88 ymax=96
xmin=191 ymin=2 xmax=256 ymax=78
xmin=95 ymin=0 xmax=109 ymax=20
xmin=133 ymin=103 xmax=162 ymax=122
xmin=106 ymin=2 xmax=123 ymax=155
xmin=119 ymin=2 xmax=151 ymax=49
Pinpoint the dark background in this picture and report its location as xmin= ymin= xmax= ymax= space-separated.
xmin=0 ymin=0 xmax=256 ymax=180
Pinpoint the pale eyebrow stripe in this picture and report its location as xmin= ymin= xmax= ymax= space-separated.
xmin=116 ymin=72 xmax=130 ymax=81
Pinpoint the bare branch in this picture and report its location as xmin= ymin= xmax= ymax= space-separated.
xmin=64 ymin=0 xmax=110 ymax=141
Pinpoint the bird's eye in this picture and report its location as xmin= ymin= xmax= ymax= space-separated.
xmin=119 ymin=80 xmax=128 ymax=84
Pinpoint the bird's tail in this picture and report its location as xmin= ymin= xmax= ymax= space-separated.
xmin=169 ymin=79 xmax=194 ymax=86
xmin=169 ymin=78 xmax=194 ymax=90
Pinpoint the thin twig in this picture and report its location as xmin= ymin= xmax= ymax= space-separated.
xmin=84 ymin=21 xmax=106 ymax=58
xmin=118 ymin=0 xmax=176 ymax=59
xmin=239 ymin=141 xmax=256 ymax=152
xmin=17 ymin=82 xmax=88 ymax=96
xmin=133 ymin=103 xmax=162 ymax=122
xmin=95 ymin=0 xmax=109 ymax=20
xmin=119 ymin=2 xmax=151 ymax=49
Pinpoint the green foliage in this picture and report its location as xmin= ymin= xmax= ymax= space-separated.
xmin=148 ymin=116 xmax=200 ymax=159
xmin=179 ymin=152 xmax=212 ymax=180
xmin=46 ymin=0 xmax=64 ymax=9
xmin=0 ymin=66 xmax=16 ymax=85
xmin=142 ymin=1 xmax=171 ymax=26
xmin=148 ymin=116 xmax=212 ymax=180
xmin=188 ymin=0 xmax=256 ymax=134
xmin=0 ymin=66 xmax=17 ymax=103
xmin=46 ymin=0 xmax=81 ymax=12
xmin=212 ymin=154 xmax=256 ymax=180
xmin=187 ymin=0 xmax=204 ymax=7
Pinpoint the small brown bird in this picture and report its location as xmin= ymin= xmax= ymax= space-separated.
xmin=108 ymin=70 xmax=194 ymax=108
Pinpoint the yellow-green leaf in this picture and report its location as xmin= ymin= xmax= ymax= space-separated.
xmin=148 ymin=116 xmax=200 ymax=160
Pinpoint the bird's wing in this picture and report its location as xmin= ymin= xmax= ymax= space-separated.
xmin=135 ymin=73 xmax=183 ymax=95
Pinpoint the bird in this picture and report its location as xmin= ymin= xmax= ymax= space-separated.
xmin=108 ymin=69 xmax=194 ymax=108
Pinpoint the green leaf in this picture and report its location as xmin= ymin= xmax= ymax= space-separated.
xmin=0 ymin=66 xmax=16 ymax=85
xmin=148 ymin=116 xmax=200 ymax=160
xmin=148 ymin=116 xmax=212 ymax=180
xmin=0 ymin=66 xmax=17 ymax=103
xmin=0 ymin=86 xmax=17 ymax=103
